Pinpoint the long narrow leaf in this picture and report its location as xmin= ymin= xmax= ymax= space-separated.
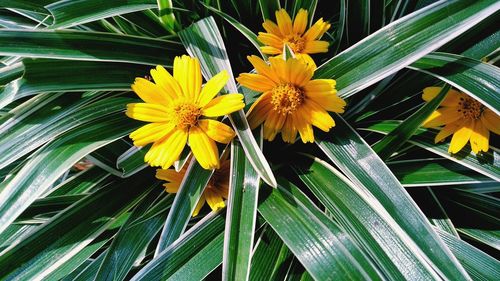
xmin=409 ymin=52 xmax=500 ymax=115
xmin=314 ymin=0 xmax=500 ymax=98
xmin=222 ymin=139 xmax=260 ymax=281
xmin=315 ymin=115 xmax=469 ymax=280
xmin=178 ymin=16 xmax=277 ymax=187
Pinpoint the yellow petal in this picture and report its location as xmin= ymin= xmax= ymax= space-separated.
xmin=294 ymin=107 xmax=314 ymax=143
xmin=164 ymin=182 xmax=181 ymax=193
xmin=281 ymin=115 xmax=297 ymax=143
xmin=260 ymin=46 xmax=282 ymax=55
xmin=144 ymin=128 xmax=188 ymax=168
xmin=293 ymin=9 xmax=308 ymax=34
xmin=150 ymin=65 xmax=182 ymax=100
xmin=131 ymin=78 xmax=171 ymax=105
xmin=174 ymin=55 xmax=202 ymax=100
xmin=201 ymin=94 xmax=245 ymax=117
xmin=198 ymin=70 xmax=229 ymax=107
xmin=126 ymin=103 xmax=170 ymax=122
xmin=449 ymin=120 xmax=473 ymax=154
xmin=247 ymin=55 xmax=280 ymax=84
xmin=275 ymin=9 xmax=292 ymax=36
xmin=189 ymin=126 xmax=220 ymax=169
xmin=192 ymin=193 xmax=206 ymax=217
xmin=262 ymin=19 xmax=282 ymax=36
xmin=470 ymin=120 xmax=489 ymax=154
xmin=198 ymin=119 xmax=236 ymax=144
xmin=156 ymin=168 xmax=184 ymax=182
xmin=268 ymin=56 xmax=288 ymax=81
xmin=295 ymin=53 xmax=317 ymax=69
xmin=303 ymin=40 xmax=329 ymax=53
xmin=304 ymin=18 xmax=328 ymax=41
xmin=258 ymin=32 xmax=283 ymax=48
xmin=422 ymin=107 xmax=461 ymax=128
xmin=304 ymin=79 xmax=336 ymax=92
xmin=263 ymin=111 xmax=286 ymax=141
xmin=481 ymin=109 xmax=500 ymax=135
xmin=236 ymin=73 xmax=276 ymax=92
xmin=129 ymin=122 xmax=175 ymax=147
xmin=303 ymin=100 xmax=335 ymax=132
xmin=247 ymin=92 xmax=273 ymax=129
xmin=205 ymin=189 xmax=226 ymax=212
xmin=305 ymin=80 xmax=345 ymax=113
xmin=288 ymin=58 xmax=314 ymax=86
xmin=422 ymin=87 xmax=460 ymax=107
xmin=434 ymin=122 xmax=461 ymax=143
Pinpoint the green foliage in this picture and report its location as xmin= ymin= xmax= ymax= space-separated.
xmin=0 ymin=0 xmax=498 ymax=280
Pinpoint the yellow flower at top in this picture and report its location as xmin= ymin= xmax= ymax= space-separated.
xmin=422 ymin=87 xmax=499 ymax=154
xmin=236 ymin=56 xmax=346 ymax=143
xmin=126 ymin=55 xmax=245 ymax=170
xmin=156 ymin=157 xmax=230 ymax=217
xmin=258 ymin=9 xmax=331 ymax=67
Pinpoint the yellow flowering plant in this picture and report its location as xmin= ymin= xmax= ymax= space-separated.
xmin=0 ymin=1 xmax=498 ymax=280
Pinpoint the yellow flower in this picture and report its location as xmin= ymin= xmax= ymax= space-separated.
xmin=258 ymin=9 xmax=331 ymax=67
xmin=422 ymin=87 xmax=499 ymax=154
xmin=126 ymin=55 xmax=245 ymax=169
xmin=156 ymin=158 xmax=230 ymax=217
xmin=236 ymin=56 xmax=346 ymax=143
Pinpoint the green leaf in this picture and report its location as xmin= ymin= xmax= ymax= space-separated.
xmin=0 ymin=94 xmax=134 ymax=169
xmin=222 ymin=139 xmax=260 ymax=281
xmin=0 ymin=0 xmax=53 ymax=14
xmin=94 ymin=191 xmax=173 ymax=281
xmin=436 ymin=227 xmax=500 ymax=280
xmin=156 ymin=0 xmax=177 ymax=32
xmin=131 ymin=211 xmax=225 ymax=281
xmin=314 ymin=0 xmax=500 ymax=98
xmin=47 ymin=166 xmax=111 ymax=196
xmin=361 ymin=120 xmax=500 ymax=181
xmin=0 ymin=61 xmax=23 ymax=85
xmin=372 ymin=84 xmax=450 ymax=160
xmin=0 ymin=171 xmax=156 ymax=280
xmin=0 ymin=29 xmax=182 ymax=66
xmin=315 ymin=115 xmax=470 ymax=280
xmin=0 ymin=59 xmax=148 ymax=108
xmin=44 ymin=235 xmax=112 ymax=281
xmin=116 ymin=146 xmax=149 ymax=177
xmin=388 ymin=158 xmax=494 ymax=187
xmin=155 ymin=159 xmax=214 ymax=253
xmin=46 ymin=0 xmax=157 ymax=29
xmin=258 ymin=0 xmax=280 ymax=20
xmin=409 ymin=52 xmax=500 ymax=115
xmin=258 ymin=180 xmax=382 ymax=280
xmin=202 ymin=3 xmax=263 ymax=56
xmin=292 ymin=155 xmax=438 ymax=280
xmin=179 ymin=16 xmax=277 ymax=187
xmin=249 ymin=226 xmax=293 ymax=281
xmin=0 ymin=112 xmax=139 ymax=235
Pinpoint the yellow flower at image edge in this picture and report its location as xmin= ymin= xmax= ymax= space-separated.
xmin=156 ymin=159 xmax=230 ymax=216
xmin=237 ymin=56 xmax=346 ymax=143
xmin=126 ymin=55 xmax=245 ymax=169
xmin=422 ymin=87 xmax=500 ymax=154
xmin=258 ymin=8 xmax=331 ymax=67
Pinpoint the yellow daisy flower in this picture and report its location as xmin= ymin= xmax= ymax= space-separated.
xmin=126 ymin=55 xmax=245 ymax=170
xmin=156 ymin=158 xmax=230 ymax=217
xmin=236 ymin=55 xmax=346 ymax=143
xmin=422 ymin=87 xmax=499 ymax=154
xmin=258 ymin=8 xmax=331 ymax=67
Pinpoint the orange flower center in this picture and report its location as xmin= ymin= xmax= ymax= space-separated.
xmin=458 ymin=96 xmax=484 ymax=120
xmin=271 ymin=83 xmax=305 ymax=115
xmin=170 ymin=103 xmax=201 ymax=128
xmin=284 ymin=34 xmax=305 ymax=53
